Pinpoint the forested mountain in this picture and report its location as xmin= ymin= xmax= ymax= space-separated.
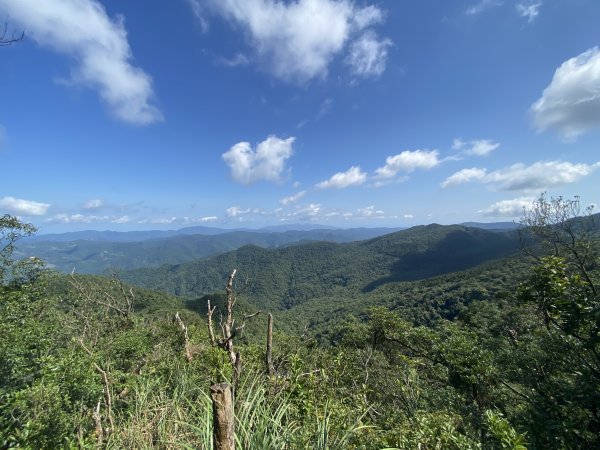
xmin=14 ymin=227 xmax=402 ymax=274
xmin=460 ymin=221 xmax=520 ymax=231
xmin=121 ymin=224 xmax=521 ymax=312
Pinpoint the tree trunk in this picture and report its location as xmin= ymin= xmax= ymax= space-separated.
xmin=211 ymin=383 xmax=235 ymax=450
xmin=266 ymin=313 xmax=275 ymax=376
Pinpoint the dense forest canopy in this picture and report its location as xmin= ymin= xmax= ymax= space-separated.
xmin=1 ymin=194 xmax=599 ymax=449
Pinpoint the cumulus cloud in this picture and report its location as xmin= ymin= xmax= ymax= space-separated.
xmin=346 ymin=31 xmax=392 ymax=78
xmin=442 ymin=160 xmax=599 ymax=191
xmin=403 ymin=214 xmax=414 ymax=219
xmin=280 ymin=190 xmax=307 ymax=206
xmin=1 ymin=0 xmax=162 ymax=124
xmin=222 ymin=135 xmax=294 ymax=185
xmin=479 ymin=197 xmax=535 ymax=217
xmin=83 ymin=198 xmax=104 ymax=209
xmin=531 ymin=47 xmax=600 ymax=138
xmin=316 ymin=166 xmax=367 ymax=189
xmin=0 ymin=196 xmax=50 ymax=216
xmin=441 ymin=168 xmax=487 ymax=188
xmin=516 ymin=2 xmax=542 ymax=23
xmin=200 ymin=0 xmax=390 ymax=82
xmin=452 ymin=138 xmax=500 ymax=157
xmin=374 ymin=149 xmax=440 ymax=180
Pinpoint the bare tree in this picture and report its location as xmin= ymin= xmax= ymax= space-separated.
xmin=207 ymin=269 xmax=260 ymax=392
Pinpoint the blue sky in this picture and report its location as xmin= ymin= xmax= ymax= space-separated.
xmin=1 ymin=0 xmax=599 ymax=233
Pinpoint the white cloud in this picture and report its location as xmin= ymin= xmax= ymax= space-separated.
xmin=280 ymin=190 xmax=307 ymax=206
xmin=487 ymin=161 xmax=599 ymax=191
xmin=516 ymin=2 xmax=542 ymax=23
xmin=2 ymin=0 xmax=162 ymax=124
xmin=216 ymin=53 xmax=250 ymax=67
xmin=357 ymin=205 xmax=384 ymax=217
xmin=183 ymin=216 xmax=219 ymax=224
xmin=0 ymin=196 xmax=50 ymax=216
xmin=442 ymin=161 xmax=599 ymax=191
xmin=441 ymin=168 xmax=487 ymax=188
xmin=403 ymin=213 xmax=414 ymax=219
xmin=294 ymin=203 xmax=321 ymax=218
xmin=374 ymin=149 xmax=440 ymax=180
xmin=452 ymin=138 xmax=500 ymax=157
xmin=151 ymin=217 xmax=177 ymax=224
xmin=112 ymin=215 xmax=130 ymax=224
xmin=45 ymin=213 xmax=110 ymax=224
xmin=187 ymin=0 xmax=210 ymax=32
xmin=451 ymin=138 xmax=465 ymax=151
xmin=351 ymin=4 xmax=384 ymax=29
xmin=226 ymin=206 xmax=248 ymax=218
xmin=316 ymin=166 xmax=367 ymax=189
xmin=531 ymin=47 xmax=600 ymax=139
xmin=466 ymin=0 xmax=503 ymax=15
xmin=346 ymin=31 xmax=392 ymax=78
xmin=226 ymin=206 xmax=263 ymax=218
xmin=83 ymin=198 xmax=104 ymax=209
xmin=316 ymin=98 xmax=333 ymax=120
xmin=222 ymin=135 xmax=294 ymax=185
xmin=201 ymin=0 xmax=390 ymax=82
xmin=479 ymin=197 xmax=535 ymax=217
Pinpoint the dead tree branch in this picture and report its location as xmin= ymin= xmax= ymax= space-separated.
xmin=175 ymin=311 xmax=194 ymax=362
xmin=205 ymin=269 xmax=261 ymax=393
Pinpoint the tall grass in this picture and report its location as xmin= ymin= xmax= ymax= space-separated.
xmin=107 ymin=363 xmax=372 ymax=449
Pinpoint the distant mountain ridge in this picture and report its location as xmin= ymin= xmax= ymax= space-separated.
xmin=15 ymin=227 xmax=404 ymax=274
xmin=460 ymin=221 xmax=520 ymax=231
xmin=120 ymin=224 xmax=521 ymax=312
xmin=29 ymin=220 xmax=518 ymax=243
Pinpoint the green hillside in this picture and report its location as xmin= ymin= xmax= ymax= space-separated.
xmin=14 ymin=227 xmax=401 ymax=274
xmin=4 ymin=199 xmax=599 ymax=448
xmin=121 ymin=224 xmax=521 ymax=312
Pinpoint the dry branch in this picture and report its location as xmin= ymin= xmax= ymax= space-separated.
xmin=175 ymin=311 xmax=194 ymax=362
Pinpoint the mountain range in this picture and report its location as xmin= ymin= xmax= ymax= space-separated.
xmin=119 ymin=224 xmax=522 ymax=315
xmin=15 ymin=221 xmax=520 ymax=274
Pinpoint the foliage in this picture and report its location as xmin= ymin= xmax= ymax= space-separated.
xmin=1 ymin=197 xmax=599 ymax=448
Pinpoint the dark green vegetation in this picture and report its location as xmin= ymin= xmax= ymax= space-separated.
xmin=15 ymin=227 xmax=402 ymax=274
xmin=1 ymin=196 xmax=599 ymax=449
xmin=121 ymin=224 xmax=522 ymax=334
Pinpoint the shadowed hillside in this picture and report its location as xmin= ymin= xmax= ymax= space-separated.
xmin=120 ymin=224 xmax=521 ymax=311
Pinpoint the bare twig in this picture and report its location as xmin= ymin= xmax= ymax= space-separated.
xmin=175 ymin=312 xmax=194 ymax=362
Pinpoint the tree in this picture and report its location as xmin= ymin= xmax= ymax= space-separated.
xmin=514 ymin=194 xmax=600 ymax=447
xmin=520 ymin=193 xmax=597 ymax=295
xmin=0 ymin=214 xmax=37 ymax=284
